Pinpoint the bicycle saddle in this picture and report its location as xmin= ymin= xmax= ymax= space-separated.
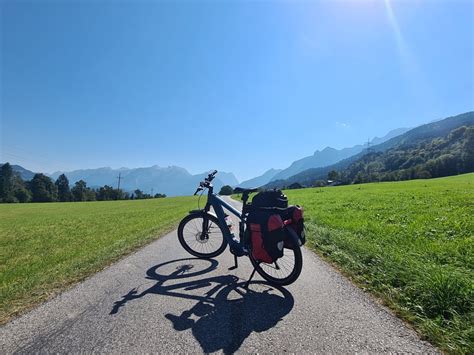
xmin=234 ymin=187 xmax=259 ymax=193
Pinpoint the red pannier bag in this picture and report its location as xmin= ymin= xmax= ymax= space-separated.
xmin=282 ymin=205 xmax=305 ymax=247
xmin=248 ymin=211 xmax=285 ymax=264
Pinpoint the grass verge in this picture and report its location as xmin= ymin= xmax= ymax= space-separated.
xmin=0 ymin=196 xmax=197 ymax=324
xmin=284 ymin=174 xmax=473 ymax=354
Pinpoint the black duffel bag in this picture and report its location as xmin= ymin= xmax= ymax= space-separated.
xmin=252 ymin=189 xmax=288 ymax=209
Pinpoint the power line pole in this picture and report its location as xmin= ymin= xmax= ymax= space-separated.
xmin=151 ymin=188 xmax=154 ymax=197
xmin=366 ymin=138 xmax=373 ymax=153
xmin=117 ymin=172 xmax=123 ymax=190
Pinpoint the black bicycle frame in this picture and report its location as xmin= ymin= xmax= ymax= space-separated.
xmin=202 ymin=189 xmax=247 ymax=254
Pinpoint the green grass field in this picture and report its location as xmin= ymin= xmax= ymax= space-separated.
xmin=0 ymin=196 xmax=197 ymax=324
xmin=1 ymin=176 xmax=472 ymax=352
xmin=284 ymin=174 xmax=473 ymax=354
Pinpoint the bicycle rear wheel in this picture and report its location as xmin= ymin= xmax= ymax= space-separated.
xmin=177 ymin=213 xmax=228 ymax=258
xmin=249 ymin=228 xmax=303 ymax=286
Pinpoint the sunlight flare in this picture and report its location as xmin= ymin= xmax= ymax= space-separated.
xmin=384 ymin=0 xmax=406 ymax=56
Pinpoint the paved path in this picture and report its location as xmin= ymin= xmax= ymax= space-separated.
xmin=1 ymin=197 xmax=436 ymax=353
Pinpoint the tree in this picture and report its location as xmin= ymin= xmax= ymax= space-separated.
xmin=219 ymin=185 xmax=233 ymax=195
xmin=112 ymin=189 xmax=126 ymax=200
xmin=14 ymin=186 xmax=31 ymax=203
xmin=97 ymin=185 xmax=125 ymax=200
xmin=55 ymin=174 xmax=71 ymax=202
xmin=327 ymin=170 xmax=339 ymax=181
xmin=461 ymin=126 xmax=474 ymax=172
xmin=85 ymin=188 xmax=96 ymax=201
xmin=13 ymin=174 xmax=31 ymax=203
xmin=97 ymin=185 xmax=115 ymax=201
xmin=71 ymin=180 xmax=88 ymax=201
xmin=30 ymin=174 xmax=58 ymax=202
xmin=287 ymin=182 xmax=303 ymax=189
xmin=414 ymin=169 xmax=431 ymax=179
xmin=0 ymin=162 xmax=15 ymax=202
xmin=313 ymin=180 xmax=326 ymax=187
xmin=154 ymin=193 xmax=166 ymax=198
xmin=134 ymin=189 xmax=145 ymax=199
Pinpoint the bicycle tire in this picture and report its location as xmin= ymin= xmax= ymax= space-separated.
xmin=249 ymin=228 xmax=303 ymax=286
xmin=177 ymin=213 xmax=228 ymax=258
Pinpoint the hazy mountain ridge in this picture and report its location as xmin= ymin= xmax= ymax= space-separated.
xmin=264 ymin=112 xmax=474 ymax=188
xmin=2 ymin=163 xmax=237 ymax=197
xmin=269 ymin=127 xmax=409 ymax=182
xmin=237 ymin=168 xmax=282 ymax=188
xmin=48 ymin=166 xmax=238 ymax=196
xmin=6 ymin=113 xmax=472 ymax=194
xmin=0 ymin=164 xmax=36 ymax=181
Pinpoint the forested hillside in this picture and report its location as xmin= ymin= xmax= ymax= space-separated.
xmin=264 ymin=112 xmax=474 ymax=188
xmin=339 ymin=125 xmax=473 ymax=184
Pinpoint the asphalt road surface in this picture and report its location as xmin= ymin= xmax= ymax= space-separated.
xmin=1 ymin=197 xmax=436 ymax=353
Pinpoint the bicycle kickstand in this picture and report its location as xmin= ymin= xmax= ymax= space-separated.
xmin=244 ymin=267 xmax=257 ymax=289
xmin=228 ymin=254 xmax=238 ymax=270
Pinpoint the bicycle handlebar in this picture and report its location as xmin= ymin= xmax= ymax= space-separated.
xmin=194 ymin=170 xmax=218 ymax=195
xmin=207 ymin=170 xmax=218 ymax=181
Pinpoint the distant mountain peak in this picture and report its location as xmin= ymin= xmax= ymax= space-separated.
xmin=268 ymin=126 xmax=410 ymax=182
xmin=0 ymin=163 xmax=36 ymax=180
xmin=317 ymin=146 xmax=337 ymax=154
xmin=237 ymin=168 xmax=283 ymax=188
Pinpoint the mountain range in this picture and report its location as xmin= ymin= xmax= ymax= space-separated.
xmin=237 ymin=127 xmax=409 ymax=187
xmin=5 ymin=112 xmax=472 ymax=196
xmin=47 ymin=166 xmax=238 ymax=196
xmin=263 ymin=111 xmax=474 ymax=188
xmin=237 ymin=168 xmax=282 ymax=188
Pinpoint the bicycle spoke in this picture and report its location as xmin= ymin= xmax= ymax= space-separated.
xmin=180 ymin=215 xmax=225 ymax=256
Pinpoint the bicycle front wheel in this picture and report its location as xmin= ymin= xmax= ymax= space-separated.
xmin=177 ymin=213 xmax=228 ymax=258
xmin=249 ymin=229 xmax=303 ymax=286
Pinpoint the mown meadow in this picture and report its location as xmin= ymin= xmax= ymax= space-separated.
xmin=0 ymin=196 xmax=197 ymax=324
xmin=284 ymin=173 xmax=473 ymax=354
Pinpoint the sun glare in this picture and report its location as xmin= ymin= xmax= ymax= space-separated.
xmin=383 ymin=0 xmax=405 ymax=56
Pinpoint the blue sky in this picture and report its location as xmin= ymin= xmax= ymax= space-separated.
xmin=1 ymin=0 xmax=473 ymax=182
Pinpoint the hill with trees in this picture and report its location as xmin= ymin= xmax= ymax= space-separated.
xmin=237 ymin=127 xmax=409 ymax=188
xmin=270 ymin=127 xmax=409 ymax=182
xmin=264 ymin=112 xmax=474 ymax=188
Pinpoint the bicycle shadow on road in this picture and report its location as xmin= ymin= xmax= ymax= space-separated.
xmin=110 ymin=258 xmax=294 ymax=354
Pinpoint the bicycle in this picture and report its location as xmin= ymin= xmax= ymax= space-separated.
xmin=177 ymin=170 xmax=303 ymax=286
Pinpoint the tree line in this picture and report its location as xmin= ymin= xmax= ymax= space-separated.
xmin=0 ymin=163 xmax=166 ymax=203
